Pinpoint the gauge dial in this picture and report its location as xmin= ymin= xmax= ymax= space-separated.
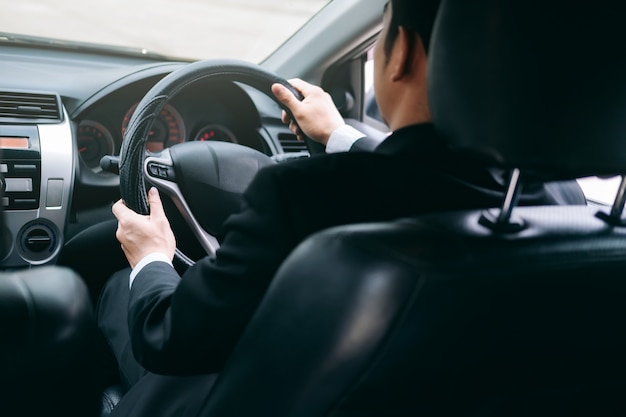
xmin=194 ymin=124 xmax=237 ymax=143
xmin=121 ymin=103 xmax=186 ymax=152
xmin=77 ymin=120 xmax=115 ymax=172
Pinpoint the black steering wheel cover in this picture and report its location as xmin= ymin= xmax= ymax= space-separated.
xmin=119 ymin=58 xmax=304 ymax=214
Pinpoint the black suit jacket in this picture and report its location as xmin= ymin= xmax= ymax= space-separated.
xmin=350 ymin=135 xmax=382 ymax=152
xmin=126 ymin=123 xmax=586 ymax=375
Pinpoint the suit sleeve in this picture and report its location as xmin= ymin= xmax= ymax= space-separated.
xmin=349 ymin=136 xmax=383 ymax=152
xmin=127 ymin=166 xmax=297 ymax=375
xmin=325 ymin=124 xmax=384 ymax=153
xmin=325 ymin=124 xmax=365 ymax=153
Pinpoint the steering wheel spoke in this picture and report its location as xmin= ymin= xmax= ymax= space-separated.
xmin=144 ymin=151 xmax=221 ymax=256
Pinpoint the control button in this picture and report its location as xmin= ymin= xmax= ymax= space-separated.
xmin=4 ymin=178 xmax=33 ymax=192
xmin=0 ymin=164 xmax=7 ymax=173
xmin=148 ymin=163 xmax=160 ymax=177
xmin=46 ymin=179 xmax=64 ymax=208
xmin=13 ymin=164 xmax=37 ymax=172
xmin=14 ymin=198 xmax=38 ymax=209
xmin=147 ymin=163 xmax=175 ymax=180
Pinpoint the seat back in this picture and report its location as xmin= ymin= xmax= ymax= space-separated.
xmin=0 ymin=266 xmax=101 ymax=416
xmin=200 ymin=206 xmax=626 ymax=416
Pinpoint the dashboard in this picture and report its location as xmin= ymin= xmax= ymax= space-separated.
xmin=0 ymin=43 xmax=304 ymax=274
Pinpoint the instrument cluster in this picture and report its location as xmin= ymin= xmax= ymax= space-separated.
xmin=76 ymin=78 xmax=265 ymax=173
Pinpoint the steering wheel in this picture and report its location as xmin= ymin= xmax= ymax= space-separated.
xmin=119 ymin=59 xmax=316 ymax=266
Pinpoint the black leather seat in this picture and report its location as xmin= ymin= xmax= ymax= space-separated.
xmin=200 ymin=207 xmax=626 ymax=416
xmin=192 ymin=1 xmax=626 ymax=416
xmin=0 ymin=205 xmax=100 ymax=414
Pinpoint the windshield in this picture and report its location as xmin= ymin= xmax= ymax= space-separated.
xmin=0 ymin=0 xmax=329 ymax=62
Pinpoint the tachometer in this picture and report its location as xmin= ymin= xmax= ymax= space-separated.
xmin=194 ymin=124 xmax=238 ymax=143
xmin=77 ymin=120 xmax=115 ymax=172
xmin=121 ymin=103 xmax=186 ymax=152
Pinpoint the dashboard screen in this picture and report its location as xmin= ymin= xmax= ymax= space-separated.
xmin=0 ymin=137 xmax=29 ymax=149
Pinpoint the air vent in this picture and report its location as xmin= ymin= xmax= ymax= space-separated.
xmin=278 ymin=133 xmax=307 ymax=153
xmin=0 ymin=91 xmax=62 ymax=123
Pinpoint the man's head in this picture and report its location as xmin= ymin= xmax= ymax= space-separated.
xmin=383 ymin=0 xmax=440 ymax=58
xmin=373 ymin=0 xmax=441 ymax=130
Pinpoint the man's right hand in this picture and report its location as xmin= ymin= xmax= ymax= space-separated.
xmin=112 ymin=187 xmax=176 ymax=269
xmin=271 ymin=78 xmax=345 ymax=146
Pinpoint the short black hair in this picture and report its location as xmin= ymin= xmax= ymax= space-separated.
xmin=384 ymin=0 xmax=441 ymax=57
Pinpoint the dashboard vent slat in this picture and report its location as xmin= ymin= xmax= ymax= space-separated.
xmin=278 ymin=133 xmax=308 ymax=153
xmin=0 ymin=91 xmax=63 ymax=123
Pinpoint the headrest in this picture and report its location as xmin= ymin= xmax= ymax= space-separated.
xmin=428 ymin=0 xmax=626 ymax=179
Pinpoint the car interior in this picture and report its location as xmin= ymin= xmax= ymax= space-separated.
xmin=2 ymin=0 xmax=626 ymax=415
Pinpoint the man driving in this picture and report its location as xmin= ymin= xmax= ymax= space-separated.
xmin=98 ymin=0 xmax=585 ymax=413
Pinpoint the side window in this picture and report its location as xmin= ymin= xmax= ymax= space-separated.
xmin=363 ymin=47 xmax=386 ymax=128
xmin=322 ymin=40 xmax=388 ymax=139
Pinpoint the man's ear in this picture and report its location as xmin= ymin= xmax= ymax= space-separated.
xmin=390 ymin=26 xmax=424 ymax=82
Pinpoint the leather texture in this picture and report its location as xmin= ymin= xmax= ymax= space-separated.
xmin=0 ymin=266 xmax=101 ymax=416
xmin=100 ymin=384 xmax=124 ymax=417
xmin=0 ymin=267 xmax=92 ymax=372
xmin=198 ymin=205 xmax=626 ymax=416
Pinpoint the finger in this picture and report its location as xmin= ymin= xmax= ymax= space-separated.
xmin=111 ymin=199 xmax=129 ymax=219
xmin=271 ymin=83 xmax=301 ymax=110
xmin=288 ymin=120 xmax=298 ymax=135
xmin=115 ymin=227 xmax=124 ymax=244
xmin=287 ymin=78 xmax=318 ymax=97
xmin=288 ymin=121 xmax=303 ymax=141
xmin=280 ymin=109 xmax=291 ymax=125
xmin=147 ymin=187 xmax=166 ymax=218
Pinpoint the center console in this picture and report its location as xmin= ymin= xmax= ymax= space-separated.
xmin=0 ymin=91 xmax=74 ymax=267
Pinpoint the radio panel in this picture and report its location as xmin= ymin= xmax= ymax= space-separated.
xmin=0 ymin=126 xmax=41 ymax=211
xmin=1 ymin=159 xmax=41 ymax=210
xmin=1 ymin=107 xmax=73 ymax=267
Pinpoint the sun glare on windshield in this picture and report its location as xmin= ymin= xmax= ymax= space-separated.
xmin=0 ymin=0 xmax=329 ymax=62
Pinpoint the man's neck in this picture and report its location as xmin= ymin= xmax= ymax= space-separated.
xmin=385 ymin=94 xmax=431 ymax=131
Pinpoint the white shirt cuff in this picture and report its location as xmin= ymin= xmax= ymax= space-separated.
xmin=129 ymin=252 xmax=174 ymax=289
xmin=325 ymin=124 xmax=366 ymax=153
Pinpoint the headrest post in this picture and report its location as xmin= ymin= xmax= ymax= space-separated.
xmin=610 ymin=176 xmax=626 ymax=219
xmin=498 ymin=169 xmax=522 ymax=224
xmin=479 ymin=169 xmax=525 ymax=233
xmin=596 ymin=175 xmax=626 ymax=226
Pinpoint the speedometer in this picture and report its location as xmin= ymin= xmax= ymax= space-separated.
xmin=121 ymin=103 xmax=186 ymax=152
xmin=77 ymin=120 xmax=115 ymax=172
